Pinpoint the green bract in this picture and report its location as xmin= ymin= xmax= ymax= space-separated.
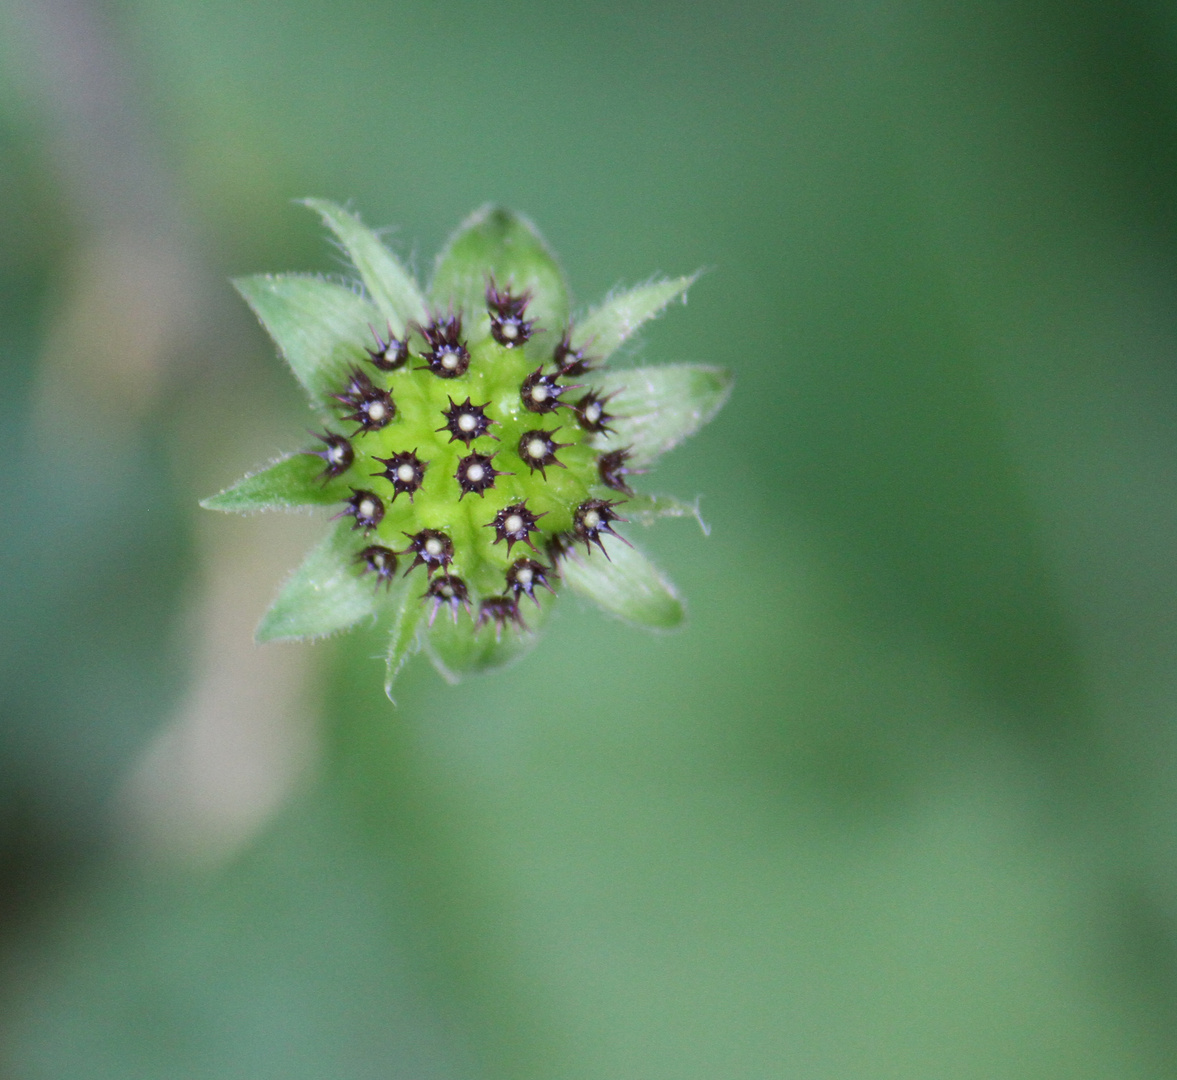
xmin=202 ymin=202 xmax=731 ymax=699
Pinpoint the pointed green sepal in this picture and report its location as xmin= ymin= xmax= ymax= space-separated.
xmin=234 ymin=274 xmax=380 ymax=410
xmin=430 ymin=205 xmax=569 ymax=335
xmin=200 ymin=453 xmax=342 ymax=514
xmin=255 ymin=521 xmax=380 ymax=642
xmin=383 ymin=588 xmax=425 ymax=704
xmin=302 ymin=199 xmax=427 ymax=337
xmin=423 ymin=593 xmax=553 ymax=683
xmin=561 ymin=540 xmax=684 ymax=630
xmin=622 ymin=492 xmax=710 ymax=535
xmin=593 ymin=363 xmax=732 ymax=466
xmin=573 ymin=274 xmax=698 ymax=363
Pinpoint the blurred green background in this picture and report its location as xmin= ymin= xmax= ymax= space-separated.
xmin=3 ymin=0 xmax=1177 ymax=1076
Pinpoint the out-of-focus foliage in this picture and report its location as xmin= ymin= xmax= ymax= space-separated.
xmin=3 ymin=0 xmax=1177 ymax=1077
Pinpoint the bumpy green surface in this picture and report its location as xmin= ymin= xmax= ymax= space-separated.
xmin=325 ymin=336 xmax=598 ymax=594
xmin=203 ymin=202 xmax=732 ymax=696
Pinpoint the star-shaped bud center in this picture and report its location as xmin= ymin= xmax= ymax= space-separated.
xmin=373 ymin=450 xmax=428 ymax=501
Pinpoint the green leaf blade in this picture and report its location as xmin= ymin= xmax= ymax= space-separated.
xmin=200 ymin=452 xmax=341 ymax=514
xmin=594 ymin=363 xmax=733 ymax=466
xmin=622 ymin=492 xmax=710 ymax=534
xmin=430 ymin=206 xmax=569 ymax=335
xmin=561 ymin=539 xmax=685 ymax=630
xmin=256 ymin=521 xmax=380 ymax=642
xmin=574 ymin=274 xmax=698 ymax=363
xmin=234 ymin=274 xmax=380 ymax=410
xmin=302 ymin=199 xmax=427 ymax=336
xmin=384 ymin=584 xmax=425 ymax=704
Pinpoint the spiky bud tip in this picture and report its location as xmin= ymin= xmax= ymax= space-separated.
xmin=206 ymin=201 xmax=731 ymax=695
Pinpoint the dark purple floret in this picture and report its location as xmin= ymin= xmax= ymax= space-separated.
xmin=337 ymin=366 xmax=373 ymax=399
xmin=423 ymin=573 xmax=471 ymax=624
xmin=573 ymin=391 xmax=617 ymax=434
xmin=553 ymin=331 xmax=594 ymax=377
xmin=517 ymin=428 xmax=572 ymax=478
xmin=436 ymin=396 xmax=495 ymax=446
xmin=505 ymin=557 xmax=555 ymax=606
xmin=307 ymin=430 xmax=354 ymax=481
xmin=356 ymin=544 xmax=399 ymax=588
xmin=417 ymin=315 xmax=470 ymax=378
xmin=455 ymin=451 xmax=507 ymax=499
xmin=399 ymin=529 xmax=455 ymax=577
xmin=572 ymin=498 xmax=629 ymax=557
xmin=333 ymin=368 xmax=395 ymax=433
xmin=486 ymin=279 xmax=535 ymax=348
xmin=597 ymin=448 xmax=638 ymax=495
xmin=367 ymin=325 xmax=409 ymax=371
xmin=477 ymin=595 xmax=527 ymax=638
xmin=545 ymin=531 xmax=576 ymax=567
xmin=336 ymin=489 xmax=384 ymax=534
xmin=485 ymin=501 xmax=546 ymax=556
xmin=373 ymin=449 xmax=428 ymax=501
xmin=520 ymin=367 xmax=572 ymax=414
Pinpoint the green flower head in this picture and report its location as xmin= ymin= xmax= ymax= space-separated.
xmin=202 ymin=201 xmax=731 ymax=699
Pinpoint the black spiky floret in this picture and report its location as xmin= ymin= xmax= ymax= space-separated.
xmin=334 ymin=368 xmax=395 ymax=433
xmin=477 ymin=595 xmax=527 ymax=638
xmin=505 ymin=557 xmax=555 ymax=606
xmin=417 ymin=315 xmax=470 ymax=378
xmin=520 ymin=367 xmax=573 ymax=414
xmin=573 ymin=498 xmax=629 ymax=556
xmin=517 ymin=428 xmax=572 ymax=478
xmin=486 ymin=279 xmax=534 ymax=348
xmin=545 ymin=531 xmax=576 ymax=567
xmin=337 ymin=488 xmax=385 ymax=534
xmin=455 ymin=451 xmax=507 ymax=499
xmin=423 ymin=573 xmax=471 ymax=624
xmin=486 ymin=501 xmax=546 ymax=555
xmin=307 ymin=429 xmax=354 ymax=481
xmin=597 ymin=447 xmax=638 ymax=495
xmin=573 ymin=390 xmax=617 ymax=434
xmin=367 ymin=325 xmax=409 ymax=371
xmin=436 ymin=396 xmax=495 ymax=446
xmin=553 ymin=331 xmax=594 ymax=377
xmin=356 ymin=544 xmax=399 ymax=588
xmin=338 ymin=366 xmax=372 ymax=399
xmin=373 ymin=449 xmax=428 ymax=501
xmin=400 ymin=528 xmax=454 ymax=577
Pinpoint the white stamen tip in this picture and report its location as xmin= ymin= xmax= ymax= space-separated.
xmin=425 ymin=538 xmax=443 ymax=556
xmin=467 ymin=464 xmax=486 ymax=482
xmin=397 ymin=464 xmax=416 ymax=483
xmin=505 ymin=514 xmax=523 ymax=534
xmin=527 ymin=439 xmax=547 ymax=459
